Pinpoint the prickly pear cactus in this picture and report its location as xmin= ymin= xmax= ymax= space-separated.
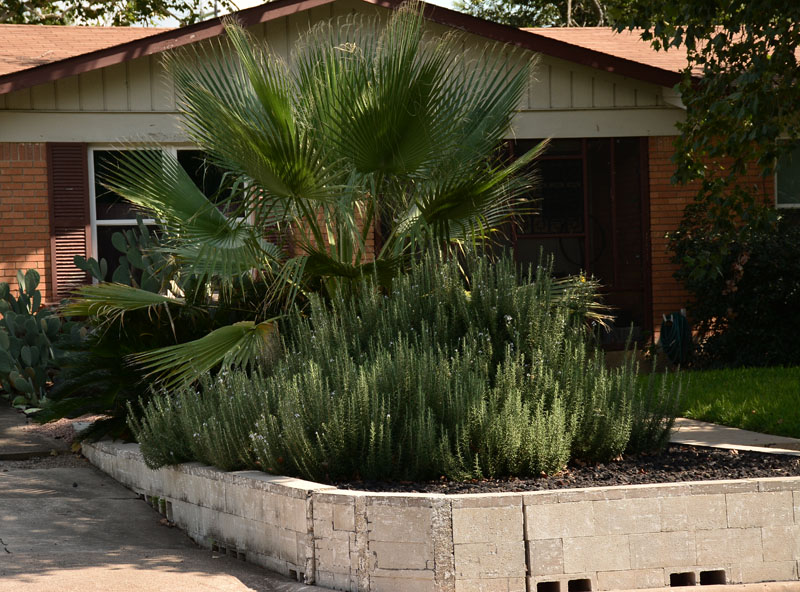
xmin=0 ymin=269 xmax=65 ymax=407
xmin=73 ymin=215 xmax=169 ymax=293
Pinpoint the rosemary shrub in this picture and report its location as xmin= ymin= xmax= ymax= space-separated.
xmin=130 ymin=253 xmax=679 ymax=481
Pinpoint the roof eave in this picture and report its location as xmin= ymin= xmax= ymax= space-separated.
xmin=0 ymin=0 xmax=683 ymax=96
xmin=0 ymin=0 xmax=337 ymax=95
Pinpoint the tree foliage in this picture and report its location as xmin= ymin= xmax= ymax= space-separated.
xmin=0 ymin=0 xmax=236 ymax=26
xmin=456 ymin=0 xmax=612 ymax=28
xmin=608 ymin=0 xmax=800 ymax=357
xmin=66 ymin=3 xmax=543 ymax=386
xmin=610 ymin=0 xmax=800 ymax=184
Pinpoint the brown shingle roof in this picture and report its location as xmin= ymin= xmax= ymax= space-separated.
xmin=0 ymin=0 xmax=684 ymax=95
xmin=522 ymin=26 xmax=692 ymax=74
xmin=0 ymin=24 xmax=171 ymax=77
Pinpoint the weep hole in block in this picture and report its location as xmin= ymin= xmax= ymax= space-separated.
xmin=670 ymin=572 xmax=696 ymax=587
xmin=700 ymin=570 xmax=726 ymax=585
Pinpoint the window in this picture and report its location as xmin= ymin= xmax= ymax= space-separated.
xmin=89 ymin=146 xmax=225 ymax=277
xmin=508 ymin=137 xmax=649 ymax=347
xmin=776 ymin=141 xmax=800 ymax=208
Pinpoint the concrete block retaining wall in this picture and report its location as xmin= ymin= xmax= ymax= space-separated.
xmin=84 ymin=441 xmax=800 ymax=591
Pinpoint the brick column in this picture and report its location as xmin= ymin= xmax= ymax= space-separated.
xmin=0 ymin=143 xmax=52 ymax=300
xmin=647 ymin=136 xmax=774 ymax=339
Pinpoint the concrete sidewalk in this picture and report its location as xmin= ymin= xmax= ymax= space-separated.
xmin=670 ymin=417 xmax=800 ymax=456
xmin=0 ymin=405 xmax=316 ymax=592
xmin=0 ymin=404 xmax=67 ymax=459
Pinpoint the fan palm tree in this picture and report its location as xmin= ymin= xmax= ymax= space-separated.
xmin=65 ymin=1 xmax=545 ymax=386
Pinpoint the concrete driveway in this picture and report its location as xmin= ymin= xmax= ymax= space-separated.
xmin=0 ymin=458 xmax=316 ymax=592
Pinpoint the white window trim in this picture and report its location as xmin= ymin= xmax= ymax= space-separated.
xmin=88 ymin=144 xmax=197 ymax=260
xmin=88 ymin=144 xmax=251 ymax=274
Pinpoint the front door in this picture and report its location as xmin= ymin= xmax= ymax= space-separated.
xmin=510 ymin=138 xmax=651 ymax=346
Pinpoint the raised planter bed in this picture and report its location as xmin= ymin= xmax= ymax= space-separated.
xmin=84 ymin=441 xmax=800 ymax=592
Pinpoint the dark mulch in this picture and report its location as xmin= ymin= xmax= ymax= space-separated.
xmin=333 ymin=445 xmax=800 ymax=494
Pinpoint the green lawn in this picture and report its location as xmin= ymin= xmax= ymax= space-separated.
xmin=670 ymin=366 xmax=800 ymax=438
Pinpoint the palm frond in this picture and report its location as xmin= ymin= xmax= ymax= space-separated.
xmin=101 ymin=149 xmax=279 ymax=282
xmin=129 ymin=320 xmax=278 ymax=389
xmin=62 ymin=283 xmax=184 ymax=326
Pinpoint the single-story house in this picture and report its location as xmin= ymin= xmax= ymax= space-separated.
xmin=0 ymin=0 xmax=789 ymax=343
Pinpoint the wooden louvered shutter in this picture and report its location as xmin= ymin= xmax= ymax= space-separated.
xmin=47 ymin=143 xmax=91 ymax=300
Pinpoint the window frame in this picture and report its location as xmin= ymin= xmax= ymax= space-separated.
xmin=88 ymin=143 xmax=228 ymax=261
xmin=774 ymin=140 xmax=800 ymax=209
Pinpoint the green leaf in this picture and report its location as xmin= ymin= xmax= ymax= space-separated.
xmin=129 ymin=320 xmax=278 ymax=388
xmin=20 ymin=345 xmax=31 ymax=367
xmin=11 ymin=374 xmax=33 ymax=394
xmin=62 ymin=283 xmax=185 ymax=324
xmin=111 ymin=231 xmax=128 ymax=253
xmin=0 ymin=350 xmax=13 ymax=374
xmin=24 ymin=269 xmax=40 ymax=293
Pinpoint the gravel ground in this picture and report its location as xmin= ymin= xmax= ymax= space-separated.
xmin=333 ymin=445 xmax=800 ymax=494
xmin=17 ymin=414 xmax=107 ymax=444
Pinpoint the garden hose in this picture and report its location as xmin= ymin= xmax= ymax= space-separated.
xmin=659 ymin=310 xmax=691 ymax=365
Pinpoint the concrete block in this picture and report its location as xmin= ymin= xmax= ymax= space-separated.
xmin=622 ymin=483 xmax=690 ymax=499
xmin=527 ymin=572 xmax=597 ymax=592
xmin=334 ymin=502 xmax=356 ymax=532
xmin=452 ymin=506 xmax=523 ymax=544
xmin=164 ymin=469 xmax=227 ymax=512
xmin=454 ymin=542 xmax=526 ymax=578
xmin=369 ymin=574 xmax=435 ymax=592
xmin=525 ymin=501 xmax=595 ymax=540
xmin=556 ymin=487 xmax=626 ymax=503
xmin=659 ymin=493 xmax=727 ymax=531
xmin=562 ymin=535 xmax=630 ymax=573
xmin=695 ymin=528 xmax=763 ymax=565
xmin=367 ymin=505 xmax=432 ymax=543
xmin=521 ymin=491 xmax=561 ymax=506
xmin=596 ymin=568 xmax=664 ymax=591
xmin=169 ymin=498 xmax=219 ymax=539
xmin=225 ymin=481 xmax=276 ymax=523
xmin=316 ymin=570 xmax=355 ymax=592
xmin=593 ymin=498 xmax=661 ymax=535
xmin=727 ymin=491 xmax=794 ymax=528
xmin=371 ymin=541 xmax=432 ymax=570
xmin=757 ymin=477 xmax=800 ymax=492
xmin=366 ymin=494 xmax=441 ymax=508
xmin=216 ymin=511 xmax=250 ymax=550
xmin=276 ymin=495 xmax=309 ymax=533
xmin=315 ymin=537 xmax=353 ymax=571
xmin=451 ymin=494 xmax=523 ymax=508
xmin=262 ymin=474 xmax=335 ymax=498
xmin=528 ymin=538 xmax=564 ymax=576
xmin=689 ymin=480 xmax=759 ymax=495
xmin=314 ymin=489 xmax=365 ymax=505
xmin=762 ymin=526 xmax=800 ymax=562
xmin=740 ymin=560 xmax=798 ymax=583
xmin=455 ymin=577 xmax=526 ymax=591
xmin=629 ymin=531 xmax=695 ymax=568
xmin=313 ymin=501 xmax=335 ymax=538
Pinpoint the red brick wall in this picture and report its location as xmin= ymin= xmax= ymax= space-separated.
xmin=647 ymin=136 xmax=774 ymax=336
xmin=0 ymin=143 xmax=52 ymax=301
